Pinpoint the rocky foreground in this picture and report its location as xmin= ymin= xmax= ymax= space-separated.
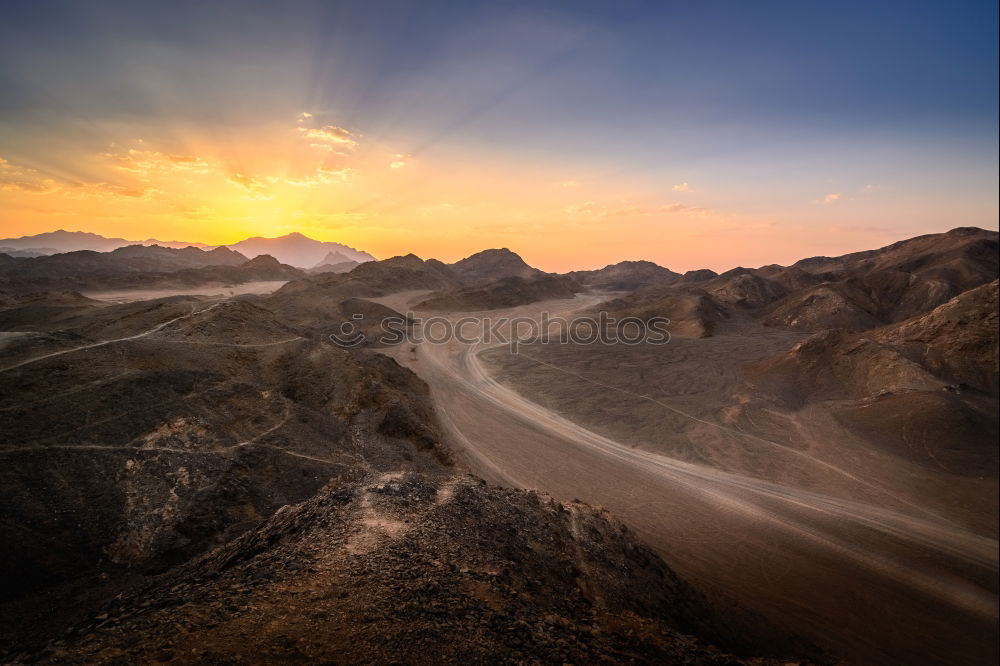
xmin=17 ymin=474 xmax=815 ymax=665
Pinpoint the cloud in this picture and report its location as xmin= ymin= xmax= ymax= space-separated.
xmin=228 ymin=172 xmax=271 ymax=199
xmin=68 ymin=182 xmax=153 ymax=199
xmin=1 ymin=155 xmax=153 ymax=199
xmin=861 ymin=183 xmax=878 ymax=194
xmin=389 ymin=154 xmax=408 ymax=169
xmin=297 ymin=112 xmax=313 ymax=123
xmin=672 ymin=182 xmax=689 ymax=192
xmin=103 ymin=149 xmax=212 ymax=178
xmin=297 ymin=125 xmax=358 ymax=151
xmin=284 ymin=167 xmax=355 ymax=188
xmin=0 ymin=156 xmax=56 ymax=193
xmin=557 ymin=180 xmax=580 ymax=188
xmin=314 ymin=166 xmax=354 ymax=183
xmin=819 ymin=192 xmax=841 ymax=205
xmin=656 ymin=203 xmax=705 ymax=214
xmin=0 ymin=179 xmax=59 ymax=194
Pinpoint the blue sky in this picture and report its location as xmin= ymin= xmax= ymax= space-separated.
xmin=0 ymin=0 xmax=996 ymax=269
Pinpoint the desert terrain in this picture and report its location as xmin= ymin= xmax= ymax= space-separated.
xmin=0 ymin=228 xmax=996 ymax=665
xmin=387 ymin=294 xmax=996 ymax=665
xmin=376 ymin=228 xmax=999 ymax=664
xmin=2 ymin=1 xmax=995 ymax=662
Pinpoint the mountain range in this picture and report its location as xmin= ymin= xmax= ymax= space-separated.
xmin=0 ymin=230 xmax=376 ymax=268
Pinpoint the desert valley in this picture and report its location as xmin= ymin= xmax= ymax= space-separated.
xmin=1 ymin=2 xmax=996 ymax=663
xmin=0 ymin=227 xmax=996 ymax=665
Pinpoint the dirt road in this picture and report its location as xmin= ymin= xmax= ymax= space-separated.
xmin=380 ymin=293 xmax=999 ymax=665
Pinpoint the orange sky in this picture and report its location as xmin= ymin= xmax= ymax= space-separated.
xmin=1 ymin=112 xmax=996 ymax=272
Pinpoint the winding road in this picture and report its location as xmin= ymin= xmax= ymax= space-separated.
xmin=384 ymin=293 xmax=999 ymax=665
xmin=0 ymin=302 xmax=303 ymax=374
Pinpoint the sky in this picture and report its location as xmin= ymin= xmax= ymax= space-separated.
xmin=0 ymin=0 xmax=996 ymax=271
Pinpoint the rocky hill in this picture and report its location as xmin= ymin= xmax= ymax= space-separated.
xmin=416 ymin=275 xmax=582 ymax=312
xmin=743 ymin=280 xmax=999 ymax=477
xmin=0 ymin=303 xmax=445 ymax=604
xmin=568 ymin=260 xmax=680 ymax=291
xmin=264 ymin=281 xmax=411 ymax=344
xmin=346 ymin=253 xmax=458 ymax=292
xmin=0 ymin=291 xmax=106 ymax=330
xmin=594 ymin=286 xmax=729 ymax=338
xmin=0 ymin=248 xmax=304 ymax=295
xmin=592 ymin=228 xmax=998 ymax=340
xmin=175 ymin=254 xmax=304 ymax=283
xmin=0 ymin=245 xmax=247 ymax=279
xmin=450 ymin=248 xmax=543 ymax=282
xmin=873 ymin=280 xmax=999 ymax=394
xmin=678 ymin=268 xmax=720 ymax=283
xmin=266 ymin=254 xmax=455 ymax=309
xmin=767 ymin=227 xmax=998 ymax=331
xmin=16 ymin=473 xmax=817 ymax=665
xmin=308 ymin=259 xmax=360 ymax=275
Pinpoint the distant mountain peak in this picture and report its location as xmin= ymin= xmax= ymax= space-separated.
xmin=243 ymin=254 xmax=282 ymax=267
xmin=312 ymin=250 xmax=352 ymax=268
xmin=227 ymin=232 xmax=375 ymax=268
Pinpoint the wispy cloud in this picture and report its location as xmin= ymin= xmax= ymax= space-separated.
xmin=672 ymin=182 xmax=689 ymax=192
xmin=68 ymin=182 xmax=154 ymax=199
xmin=103 ymin=149 xmax=212 ymax=178
xmin=1 ymin=155 xmax=155 ymax=199
xmin=228 ymin=172 xmax=271 ymax=199
xmin=817 ymin=192 xmax=841 ymax=205
xmin=389 ymin=154 xmax=409 ymax=169
xmin=284 ymin=167 xmax=355 ymax=188
xmin=297 ymin=125 xmax=358 ymax=152
xmin=0 ymin=156 xmax=57 ymax=193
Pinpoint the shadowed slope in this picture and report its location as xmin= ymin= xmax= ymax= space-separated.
xmin=27 ymin=474 xmax=819 ymax=666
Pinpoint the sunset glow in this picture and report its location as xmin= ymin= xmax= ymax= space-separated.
xmin=1 ymin=1 xmax=996 ymax=271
